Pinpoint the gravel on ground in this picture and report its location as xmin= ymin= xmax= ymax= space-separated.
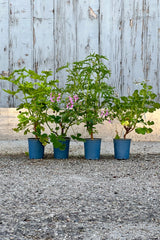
xmin=0 ymin=140 xmax=160 ymax=240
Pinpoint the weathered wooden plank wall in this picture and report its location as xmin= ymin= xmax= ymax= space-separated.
xmin=0 ymin=0 xmax=160 ymax=107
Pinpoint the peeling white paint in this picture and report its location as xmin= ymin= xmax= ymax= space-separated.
xmin=0 ymin=0 xmax=160 ymax=107
xmin=88 ymin=7 xmax=98 ymax=20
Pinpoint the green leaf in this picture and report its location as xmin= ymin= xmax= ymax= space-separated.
xmin=147 ymin=120 xmax=154 ymax=126
xmin=135 ymin=127 xmax=147 ymax=135
xmin=135 ymin=127 xmax=153 ymax=135
xmin=71 ymin=133 xmax=85 ymax=141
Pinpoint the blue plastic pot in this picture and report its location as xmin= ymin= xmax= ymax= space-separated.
xmin=54 ymin=138 xmax=70 ymax=159
xmin=84 ymin=138 xmax=101 ymax=160
xmin=28 ymin=138 xmax=44 ymax=159
xmin=113 ymin=139 xmax=131 ymax=160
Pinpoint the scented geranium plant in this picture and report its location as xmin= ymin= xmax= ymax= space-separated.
xmin=110 ymin=81 xmax=160 ymax=139
xmin=1 ymin=68 xmax=58 ymax=145
xmin=58 ymin=53 xmax=114 ymax=140
xmin=47 ymin=89 xmax=82 ymax=149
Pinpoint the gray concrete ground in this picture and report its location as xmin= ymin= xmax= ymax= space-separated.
xmin=1 ymin=139 xmax=160 ymax=156
xmin=0 ymin=140 xmax=160 ymax=239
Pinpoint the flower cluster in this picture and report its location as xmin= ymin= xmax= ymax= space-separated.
xmin=50 ymin=93 xmax=79 ymax=109
xmin=50 ymin=93 xmax=61 ymax=102
xmin=67 ymin=95 xmax=79 ymax=109
xmin=101 ymin=109 xmax=109 ymax=117
xmin=101 ymin=109 xmax=111 ymax=123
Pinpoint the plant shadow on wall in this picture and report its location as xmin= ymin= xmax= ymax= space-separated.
xmin=1 ymin=68 xmax=58 ymax=159
xmin=108 ymin=81 xmax=160 ymax=159
xmin=58 ymin=53 xmax=114 ymax=159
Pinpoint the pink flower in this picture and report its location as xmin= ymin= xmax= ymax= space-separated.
xmin=57 ymin=93 xmax=61 ymax=102
xmin=101 ymin=110 xmax=104 ymax=117
xmin=105 ymin=110 xmax=109 ymax=117
xmin=73 ymin=95 xmax=79 ymax=102
xmin=67 ymin=95 xmax=79 ymax=109
xmin=66 ymin=104 xmax=70 ymax=109
xmin=66 ymin=103 xmax=73 ymax=109
xmin=50 ymin=93 xmax=55 ymax=102
xmin=66 ymin=96 xmax=74 ymax=109
xmin=69 ymin=96 xmax=73 ymax=104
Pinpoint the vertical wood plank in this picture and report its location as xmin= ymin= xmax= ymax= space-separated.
xmin=110 ymin=0 xmax=124 ymax=95
xmin=125 ymin=0 xmax=152 ymax=93
xmin=33 ymin=0 xmax=54 ymax=74
xmin=119 ymin=0 xmax=144 ymax=95
xmin=0 ymin=0 xmax=10 ymax=107
xmin=8 ymin=0 xmax=33 ymax=106
xmin=76 ymin=0 xmax=99 ymax=60
xmin=141 ymin=0 xmax=160 ymax=95
xmin=0 ymin=0 xmax=9 ymax=74
xmin=99 ymin=0 xmax=113 ymax=87
xmin=54 ymin=0 xmax=77 ymax=87
xmin=9 ymin=0 xmax=33 ymax=71
xmin=99 ymin=0 xmax=111 ymax=56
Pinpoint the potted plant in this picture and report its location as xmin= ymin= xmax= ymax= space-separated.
xmin=1 ymin=68 xmax=58 ymax=159
xmin=109 ymin=81 xmax=160 ymax=159
xmin=59 ymin=53 xmax=114 ymax=159
xmin=47 ymin=89 xmax=82 ymax=159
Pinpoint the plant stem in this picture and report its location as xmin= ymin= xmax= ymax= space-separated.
xmin=91 ymin=132 xmax=94 ymax=140
xmin=34 ymin=122 xmax=38 ymax=138
xmin=124 ymin=126 xmax=134 ymax=139
xmin=60 ymin=122 xmax=64 ymax=136
xmin=45 ymin=120 xmax=58 ymax=136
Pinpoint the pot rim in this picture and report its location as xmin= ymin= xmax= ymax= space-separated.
xmin=84 ymin=138 xmax=101 ymax=141
xmin=113 ymin=138 xmax=131 ymax=140
xmin=28 ymin=137 xmax=40 ymax=140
